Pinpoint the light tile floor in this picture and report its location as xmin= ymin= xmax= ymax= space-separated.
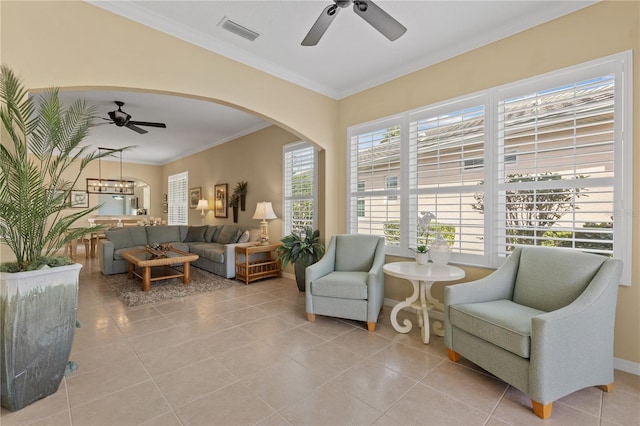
xmin=2 ymin=257 xmax=639 ymax=425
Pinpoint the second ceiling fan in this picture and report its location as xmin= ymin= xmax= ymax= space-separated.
xmin=302 ymin=0 xmax=407 ymax=46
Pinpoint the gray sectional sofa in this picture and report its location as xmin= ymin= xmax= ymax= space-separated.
xmin=98 ymin=224 xmax=262 ymax=278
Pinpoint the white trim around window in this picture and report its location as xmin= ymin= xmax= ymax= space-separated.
xmin=283 ymin=141 xmax=317 ymax=236
xmin=168 ymin=171 xmax=188 ymax=225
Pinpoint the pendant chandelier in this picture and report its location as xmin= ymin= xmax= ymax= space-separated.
xmin=86 ymin=147 xmax=135 ymax=195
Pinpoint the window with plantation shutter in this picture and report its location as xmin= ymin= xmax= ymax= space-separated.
xmin=495 ymin=74 xmax=617 ymax=258
xmin=347 ymin=52 xmax=632 ymax=284
xmin=168 ymin=172 xmax=188 ymax=225
xmin=348 ymin=121 xmax=402 ymax=251
xmin=283 ymin=142 xmax=316 ymax=235
xmin=408 ymin=103 xmax=486 ymax=263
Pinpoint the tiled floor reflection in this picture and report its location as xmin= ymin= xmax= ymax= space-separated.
xmin=1 ymin=256 xmax=639 ymax=425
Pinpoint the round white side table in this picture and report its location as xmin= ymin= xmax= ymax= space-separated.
xmin=383 ymin=261 xmax=465 ymax=344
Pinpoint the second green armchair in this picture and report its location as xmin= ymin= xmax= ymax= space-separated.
xmin=305 ymin=234 xmax=385 ymax=331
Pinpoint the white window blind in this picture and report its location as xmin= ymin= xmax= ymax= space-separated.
xmin=168 ymin=172 xmax=188 ymax=225
xmin=349 ymin=122 xmax=402 ymax=249
xmin=409 ymin=104 xmax=486 ymax=259
xmin=496 ymin=75 xmax=616 ymax=257
xmin=283 ymin=142 xmax=316 ymax=235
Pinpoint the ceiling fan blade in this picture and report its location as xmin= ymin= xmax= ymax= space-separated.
xmin=302 ymin=4 xmax=339 ymax=46
xmin=125 ymin=123 xmax=148 ymax=134
xmin=353 ymin=0 xmax=407 ymax=41
xmin=128 ymin=120 xmax=167 ymax=128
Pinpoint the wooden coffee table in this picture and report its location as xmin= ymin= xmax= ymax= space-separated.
xmin=121 ymin=247 xmax=199 ymax=292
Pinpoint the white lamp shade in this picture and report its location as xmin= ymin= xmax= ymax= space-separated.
xmin=252 ymin=201 xmax=277 ymax=220
xmin=196 ymin=199 xmax=209 ymax=210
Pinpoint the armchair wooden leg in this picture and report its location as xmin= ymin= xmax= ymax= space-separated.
xmin=367 ymin=322 xmax=376 ymax=332
xmin=597 ymin=383 xmax=613 ymax=392
xmin=306 ymin=313 xmax=315 ymax=322
xmin=532 ymin=400 xmax=552 ymax=419
xmin=447 ymin=349 xmax=460 ymax=362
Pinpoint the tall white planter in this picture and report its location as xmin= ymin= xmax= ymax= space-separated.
xmin=0 ymin=263 xmax=81 ymax=411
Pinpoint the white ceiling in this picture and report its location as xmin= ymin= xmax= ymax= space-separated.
xmin=67 ymin=0 xmax=595 ymax=165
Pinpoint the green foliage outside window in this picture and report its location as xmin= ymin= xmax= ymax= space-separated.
xmin=382 ymin=220 xmax=455 ymax=248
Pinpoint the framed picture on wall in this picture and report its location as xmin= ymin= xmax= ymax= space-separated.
xmin=214 ymin=183 xmax=228 ymax=218
xmin=69 ymin=190 xmax=89 ymax=208
xmin=189 ymin=187 xmax=201 ymax=209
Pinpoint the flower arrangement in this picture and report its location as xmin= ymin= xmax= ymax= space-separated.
xmin=415 ymin=211 xmax=436 ymax=252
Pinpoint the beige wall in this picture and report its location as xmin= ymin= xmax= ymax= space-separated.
xmin=161 ymin=125 xmax=299 ymax=238
xmin=1 ymin=1 xmax=638 ymax=366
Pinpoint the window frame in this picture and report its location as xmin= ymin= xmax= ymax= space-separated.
xmin=347 ymin=51 xmax=632 ymax=285
xmin=167 ymin=171 xmax=188 ymax=226
xmin=282 ymin=141 xmax=317 ymax=236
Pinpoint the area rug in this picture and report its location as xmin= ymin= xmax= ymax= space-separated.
xmin=104 ymin=267 xmax=239 ymax=307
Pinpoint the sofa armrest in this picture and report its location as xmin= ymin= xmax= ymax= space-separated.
xmin=98 ymin=240 xmax=115 ymax=275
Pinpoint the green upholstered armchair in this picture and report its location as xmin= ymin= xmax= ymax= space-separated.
xmin=305 ymin=235 xmax=386 ymax=331
xmin=444 ymin=246 xmax=622 ymax=419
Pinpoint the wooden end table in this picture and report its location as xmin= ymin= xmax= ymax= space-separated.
xmin=120 ymin=247 xmax=199 ymax=292
xmin=383 ymin=261 xmax=465 ymax=344
xmin=235 ymin=243 xmax=281 ymax=284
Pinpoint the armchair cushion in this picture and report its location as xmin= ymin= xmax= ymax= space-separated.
xmin=334 ymin=234 xmax=380 ymax=272
xmin=513 ymin=248 xmax=607 ymax=312
xmin=310 ymin=271 xmax=369 ymax=300
xmin=450 ymin=300 xmax=546 ymax=358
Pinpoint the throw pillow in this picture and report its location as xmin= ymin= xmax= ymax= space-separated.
xmin=104 ymin=229 xmax=134 ymax=250
xmin=215 ymin=225 xmax=237 ymax=244
xmin=204 ymin=225 xmax=218 ymax=242
xmin=184 ymin=226 xmax=207 ymax=242
xmin=231 ymin=228 xmax=244 ymax=244
xmin=237 ymin=230 xmax=251 ymax=243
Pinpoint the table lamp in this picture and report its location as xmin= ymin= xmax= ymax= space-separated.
xmin=196 ymin=199 xmax=209 ymax=218
xmin=252 ymin=201 xmax=277 ymax=245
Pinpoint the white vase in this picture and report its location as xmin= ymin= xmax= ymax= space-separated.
xmin=429 ymin=231 xmax=451 ymax=265
xmin=415 ymin=252 xmax=428 ymax=265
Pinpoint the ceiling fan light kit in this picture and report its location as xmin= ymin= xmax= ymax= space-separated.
xmin=302 ymin=0 xmax=406 ymax=46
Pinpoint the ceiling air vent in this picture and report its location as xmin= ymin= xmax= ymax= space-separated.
xmin=219 ymin=17 xmax=260 ymax=42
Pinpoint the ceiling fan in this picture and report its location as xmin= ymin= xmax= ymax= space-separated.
xmin=100 ymin=101 xmax=167 ymax=134
xmin=302 ymin=0 xmax=407 ymax=46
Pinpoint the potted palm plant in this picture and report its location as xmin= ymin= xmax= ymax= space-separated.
xmin=0 ymin=66 xmax=123 ymax=411
xmin=276 ymin=227 xmax=324 ymax=291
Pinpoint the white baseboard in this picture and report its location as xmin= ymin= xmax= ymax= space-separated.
xmin=281 ymin=271 xmax=295 ymax=280
xmin=383 ymin=298 xmax=639 ymax=376
xmin=614 ymin=357 xmax=640 ymax=375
